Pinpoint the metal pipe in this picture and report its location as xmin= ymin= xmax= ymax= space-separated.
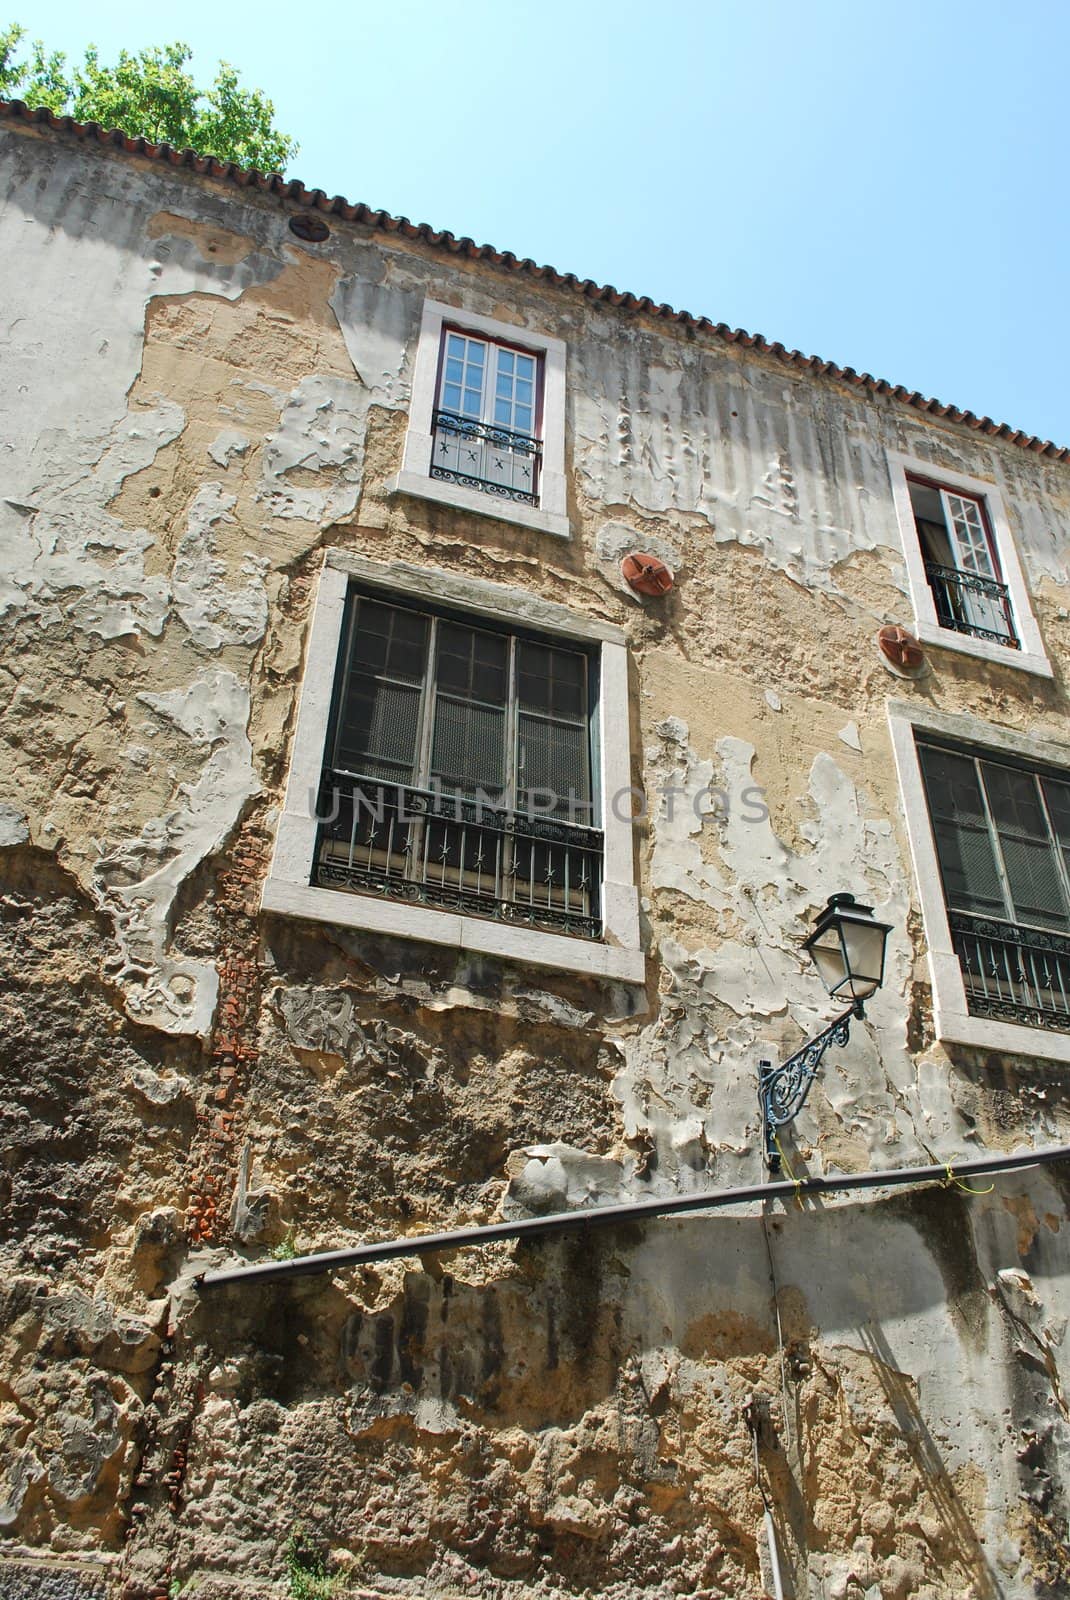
xmin=762 ymin=1507 xmax=786 ymax=1600
xmin=195 ymin=1142 xmax=1070 ymax=1291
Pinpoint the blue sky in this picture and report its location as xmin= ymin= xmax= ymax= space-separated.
xmin=14 ymin=1 xmax=1070 ymax=444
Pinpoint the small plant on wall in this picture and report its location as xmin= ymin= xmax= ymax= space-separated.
xmin=286 ymin=1528 xmax=337 ymax=1600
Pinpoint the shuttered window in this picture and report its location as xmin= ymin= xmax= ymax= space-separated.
xmin=332 ymin=591 xmax=594 ymax=818
xmin=918 ymin=743 xmax=1070 ymax=932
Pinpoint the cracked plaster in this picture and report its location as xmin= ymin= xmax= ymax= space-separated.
xmin=3 ymin=122 xmax=1070 ymax=1598
xmin=92 ymin=672 xmax=259 ymax=1034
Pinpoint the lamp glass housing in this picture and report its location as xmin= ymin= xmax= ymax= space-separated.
xmin=803 ymin=893 xmax=892 ymax=1004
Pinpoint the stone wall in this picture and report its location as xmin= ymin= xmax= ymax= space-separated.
xmin=2 ymin=118 xmax=1069 ymax=1598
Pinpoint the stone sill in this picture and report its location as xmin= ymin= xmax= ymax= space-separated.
xmin=386 ymin=471 xmax=571 ymax=540
xmin=915 ymin=622 xmax=1053 ymax=679
xmin=933 ymin=1003 xmax=1070 ymax=1064
xmin=262 ymin=876 xmax=646 ymax=984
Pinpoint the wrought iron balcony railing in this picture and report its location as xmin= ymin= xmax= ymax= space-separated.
xmin=430 ymin=410 xmax=542 ymax=506
xmin=313 ymin=771 xmax=603 ymax=939
xmin=924 ymin=563 xmax=1019 ymax=649
xmin=950 ymin=909 xmax=1070 ymax=1030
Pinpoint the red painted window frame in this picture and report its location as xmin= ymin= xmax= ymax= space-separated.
xmin=434 ymin=323 xmax=546 ymax=440
xmin=906 ymin=472 xmax=1005 ymax=583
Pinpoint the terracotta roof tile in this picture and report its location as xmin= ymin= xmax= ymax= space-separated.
xmin=3 ymin=96 xmax=1067 ymax=465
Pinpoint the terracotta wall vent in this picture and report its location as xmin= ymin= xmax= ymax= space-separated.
xmin=289 ymin=213 xmax=331 ymax=243
xmin=622 ymin=552 xmax=674 ymax=596
xmin=878 ymin=624 xmax=926 ymax=675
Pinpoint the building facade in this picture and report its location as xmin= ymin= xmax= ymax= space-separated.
xmin=2 ymin=100 xmax=1070 ymax=1599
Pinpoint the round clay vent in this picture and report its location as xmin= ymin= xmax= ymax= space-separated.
xmin=289 ymin=213 xmax=330 ymax=243
xmin=878 ymin=624 xmax=926 ymax=674
xmin=622 ymin=552 xmax=674 ymax=596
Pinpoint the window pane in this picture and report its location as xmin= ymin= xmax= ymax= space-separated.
xmin=336 ymin=680 xmax=423 ymax=780
xmin=438 ymin=334 xmax=485 ymax=419
xmin=436 ymin=622 xmax=508 ymax=702
xmin=431 ymin=698 xmax=506 ymax=794
xmin=1043 ymin=777 xmax=1070 ymax=847
xmin=518 ymin=641 xmax=586 ymax=718
xmin=334 ymin=601 xmax=429 ymax=780
xmin=918 ymin=746 xmax=1006 ymax=918
xmin=518 ymin=712 xmax=590 ymax=817
xmin=430 ymin=622 xmax=509 ymax=796
xmin=945 ymin=493 xmax=996 ymax=580
xmin=982 ymin=763 xmax=1069 ymax=929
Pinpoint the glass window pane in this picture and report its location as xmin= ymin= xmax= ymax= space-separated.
xmin=431 ymin=698 xmax=506 ymax=794
xmin=350 ymin=629 xmax=388 ymax=671
xmin=982 ymin=763 xmax=1069 ymax=929
xmin=336 ymin=679 xmax=423 ymax=780
xmin=334 ymin=601 xmax=429 ymax=780
xmin=518 ymin=642 xmax=585 ymax=717
xmin=1042 ymin=778 xmax=1070 ymax=847
xmin=498 ymin=349 xmax=514 ymax=373
xmin=918 ymin=745 xmax=1006 ymax=917
xmin=435 ymin=624 xmax=508 ymax=703
xmin=518 ymin=712 xmax=590 ymax=815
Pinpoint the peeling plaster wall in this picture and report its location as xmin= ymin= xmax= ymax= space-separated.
xmin=2 ymin=121 xmax=1070 ymax=1600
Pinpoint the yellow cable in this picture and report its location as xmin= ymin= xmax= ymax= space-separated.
xmin=942 ymin=1160 xmax=995 ymax=1197
xmin=774 ymin=1131 xmax=806 ymax=1210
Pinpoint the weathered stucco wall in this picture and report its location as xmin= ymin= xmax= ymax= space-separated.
xmin=2 ymin=120 xmax=1069 ymax=1600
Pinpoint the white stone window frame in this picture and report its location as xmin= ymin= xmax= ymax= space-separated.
xmin=263 ymin=549 xmax=644 ymax=984
xmin=887 ymin=451 xmax=1051 ymax=678
xmin=387 ymin=298 xmax=570 ymax=540
xmin=888 ymin=698 xmax=1070 ymax=1062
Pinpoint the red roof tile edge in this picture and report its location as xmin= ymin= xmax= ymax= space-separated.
xmin=3 ymin=96 xmax=1067 ymax=465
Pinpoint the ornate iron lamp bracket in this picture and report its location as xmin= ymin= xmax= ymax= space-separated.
xmin=758 ymin=1001 xmax=862 ymax=1172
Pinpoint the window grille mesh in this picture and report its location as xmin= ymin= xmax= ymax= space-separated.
xmin=918 ymin=746 xmax=1004 ymax=917
xmin=919 ymin=738 xmax=1070 ymax=1030
xmin=431 ymin=697 xmax=507 ymax=795
xmin=319 ymin=590 xmax=602 ymax=940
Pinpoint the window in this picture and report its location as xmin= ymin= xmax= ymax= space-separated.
xmin=918 ymin=742 xmax=1070 ymax=1033
xmin=889 ymin=702 xmax=1070 ymax=1061
xmin=263 ymin=550 xmax=643 ymax=984
xmin=315 ymin=591 xmax=601 ymax=938
xmin=432 ymin=330 xmax=542 ymax=506
xmin=907 ymin=478 xmax=1017 ymax=648
xmin=389 ymin=300 xmax=570 ymax=540
xmin=887 ymin=453 xmax=1050 ymax=677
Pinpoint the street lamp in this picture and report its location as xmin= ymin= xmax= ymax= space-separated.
xmin=759 ymin=894 xmax=893 ymax=1172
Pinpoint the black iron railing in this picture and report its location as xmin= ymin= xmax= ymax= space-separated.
xmin=924 ymin=563 xmax=1019 ymax=648
xmin=430 ymin=410 xmax=541 ymax=506
xmin=950 ymin=910 xmax=1070 ymax=1030
xmin=313 ymin=771 xmax=602 ymax=939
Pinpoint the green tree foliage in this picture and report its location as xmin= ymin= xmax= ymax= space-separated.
xmin=0 ymin=24 xmax=297 ymax=171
